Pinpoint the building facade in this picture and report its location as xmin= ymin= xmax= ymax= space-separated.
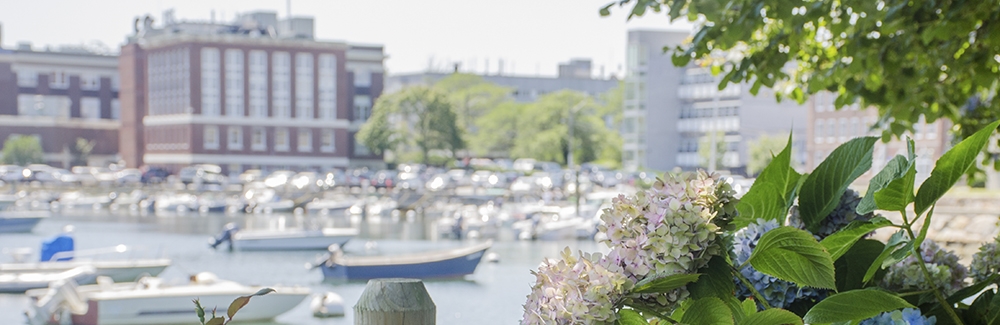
xmin=623 ymin=29 xmax=809 ymax=174
xmin=0 ymin=43 xmax=120 ymax=167
xmin=385 ymin=59 xmax=618 ymax=103
xmin=806 ymin=92 xmax=950 ymax=184
xmin=118 ymin=12 xmax=385 ymax=174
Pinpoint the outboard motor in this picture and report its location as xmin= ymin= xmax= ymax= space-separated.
xmin=210 ymin=223 xmax=239 ymax=251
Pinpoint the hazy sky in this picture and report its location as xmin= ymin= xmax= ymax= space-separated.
xmin=0 ymin=0 xmax=691 ymax=77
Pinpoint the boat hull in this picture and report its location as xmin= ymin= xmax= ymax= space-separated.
xmin=234 ymin=233 xmax=354 ymax=251
xmin=320 ymin=246 xmax=488 ymax=281
xmin=71 ymin=291 xmax=308 ymax=325
xmin=0 ymin=216 xmax=44 ymax=233
xmin=0 ymin=259 xmax=170 ymax=283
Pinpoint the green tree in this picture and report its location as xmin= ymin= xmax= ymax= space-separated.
xmin=473 ymin=101 xmax=526 ymax=157
xmin=70 ymin=138 xmax=95 ymax=167
xmin=357 ymin=86 xmax=464 ymax=165
xmin=604 ymin=0 xmax=1000 ymax=161
xmin=747 ymin=133 xmax=790 ymax=177
xmin=511 ymin=91 xmax=614 ymax=166
xmin=1 ymin=134 xmax=43 ymax=166
xmin=594 ymin=82 xmax=625 ymax=169
xmin=432 ymin=74 xmax=512 ymax=155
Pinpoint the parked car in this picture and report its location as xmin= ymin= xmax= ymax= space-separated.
xmin=141 ymin=167 xmax=170 ymax=184
xmin=179 ymin=164 xmax=225 ymax=185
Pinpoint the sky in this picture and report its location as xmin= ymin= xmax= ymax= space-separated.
xmin=0 ymin=0 xmax=691 ymax=78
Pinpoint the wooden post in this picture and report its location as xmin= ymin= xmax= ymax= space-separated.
xmin=354 ymin=278 xmax=435 ymax=325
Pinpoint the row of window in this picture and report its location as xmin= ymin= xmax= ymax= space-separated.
xmin=199 ymin=48 xmax=339 ymax=120
xmin=16 ymin=70 xmax=120 ymax=91
xmin=148 ymin=48 xmax=192 ymax=116
xmin=16 ymin=95 xmax=120 ymax=119
xmin=202 ymin=126 xmax=336 ymax=153
xmin=679 ymin=106 xmax=739 ymax=119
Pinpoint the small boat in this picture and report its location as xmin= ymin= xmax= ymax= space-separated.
xmin=310 ymin=292 xmax=345 ymax=317
xmin=0 ymin=211 xmax=48 ymax=233
xmin=25 ymin=272 xmax=310 ymax=325
xmin=0 ymin=266 xmax=96 ymax=293
xmin=211 ymin=224 xmax=359 ymax=251
xmin=318 ymin=241 xmax=492 ymax=281
xmin=2 ymin=243 xmax=171 ymax=283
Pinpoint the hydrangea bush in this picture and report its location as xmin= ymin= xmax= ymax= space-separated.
xmin=522 ymin=120 xmax=1000 ymax=325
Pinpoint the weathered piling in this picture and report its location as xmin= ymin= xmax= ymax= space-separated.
xmin=354 ymin=278 xmax=435 ymax=325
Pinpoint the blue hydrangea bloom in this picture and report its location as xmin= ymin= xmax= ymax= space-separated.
xmin=787 ymin=189 xmax=875 ymax=240
xmin=733 ymin=219 xmax=824 ymax=309
xmin=858 ymin=308 xmax=936 ymax=325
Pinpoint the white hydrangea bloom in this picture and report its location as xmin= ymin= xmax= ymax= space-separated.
xmin=522 ymin=248 xmax=631 ymax=325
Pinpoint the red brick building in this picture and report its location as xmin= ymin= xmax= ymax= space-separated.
xmin=119 ymin=12 xmax=384 ymax=174
xmin=0 ymin=44 xmax=121 ymax=167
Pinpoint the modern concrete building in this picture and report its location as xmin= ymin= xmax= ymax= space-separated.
xmin=118 ymin=11 xmax=385 ymax=174
xmin=622 ymin=29 xmax=809 ymax=174
xmin=385 ymin=59 xmax=618 ymax=102
xmin=0 ymin=41 xmax=121 ymax=168
xmin=806 ymin=92 xmax=950 ymax=184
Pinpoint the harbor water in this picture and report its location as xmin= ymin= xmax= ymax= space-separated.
xmin=0 ymin=209 xmax=605 ymax=324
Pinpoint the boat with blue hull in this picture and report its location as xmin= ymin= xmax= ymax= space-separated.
xmin=0 ymin=211 xmax=48 ymax=233
xmin=319 ymin=241 xmax=492 ymax=281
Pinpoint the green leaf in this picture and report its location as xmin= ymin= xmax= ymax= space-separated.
xmin=863 ymin=230 xmax=908 ymax=283
xmin=874 ymin=163 xmax=917 ymax=211
xmin=915 ymin=120 xmax=1000 ymax=215
xmin=742 ymin=309 xmax=804 ymax=325
xmin=821 ymin=216 xmax=893 ymax=261
xmin=681 ymin=297 xmax=734 ymax=325
xmin=747 ymin=226 xmax=837 ymax=290
xmin=689 ymin=255 xmax=735 ymax=301
xmin=193 ymin=299 xmax=206 ymax=325
xmin=946 ymin=274 xmax=1000 ymax=304
xmin=803 ymin=289 xmax=914 ymax=323
xmin=617 ymin=309 xmax=649 ymax=325
xmin=205 ymin=317 xmax=225 ymax=325
xmin=834 ymin=239 xmax=885 ymax=291
xmin=741 ymin=299 xmax=758 ymax=317
xmin=633 ymin=273 xmax=701 ymax=294
xmin=856 ymin=155 xmax=910 ymax=215
xmin=734 ymin=134 xmax=802 ymax=229
xmin=799 ymin=137 xmax=878 ymax=232
xmin=228 ymin=296 xmax=251 ymax=319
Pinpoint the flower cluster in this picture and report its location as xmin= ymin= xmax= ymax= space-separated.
xmin=881 ymin=240 xmax=968 ymax=295
xmin=858 ymin=308 xmax=936 ymax=325
xmin=971 ymin=239 xmax=1000 ymax=283
xmin=733 ymin=219 xmax=822 ymax=309
xmin=787 ymin=189 xmax=875 ymax=240
xmin=522 ymin=248 xmax=631 ymax=325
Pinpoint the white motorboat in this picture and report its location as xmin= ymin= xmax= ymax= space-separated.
xmin=0 ymin=266 xmax=96 ymax=293
xmin=211 ymin=225 xmax=359 ymax=251
xmin=26 ymin=272 xmax=310 ymax=325
xmin=1 ymin=245 xmax=171 ymax=283
xmin=0 ymin=211 xmax=48 ymax=233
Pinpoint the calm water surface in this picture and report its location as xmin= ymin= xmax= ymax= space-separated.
xmin=0 ymin=209 xmax=604 ymax=324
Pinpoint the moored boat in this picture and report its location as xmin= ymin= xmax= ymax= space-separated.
xmin=0 ymin=211 xmax=48 ymax=233
xmin=318 ymin=241 xmax=491 ymax=281
xmin=0 ymin=266 xmax=96 ymax=293
xmin=25 ymin=272 xmax=309 ymax=325
xmin=211 ymin=224 xmax=359 ymax=251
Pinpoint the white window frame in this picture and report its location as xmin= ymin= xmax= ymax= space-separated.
xmin=248 ymin=50 xmax=268 ymax=118
xmin=251 ymin=127 xmax=267 ymax=151
xmin=318 ymin=54 xmax=337 ymax=120
xmin=353 ymin=95 xmax=371 ymax=122
xmin=272 ymin=52 xmax=291 ymax=118
xmin=275 ymin=128 xmax=290 ymax=152
xmin=204 ymin=126 xmax=220 ymax=150
xmin=295 ymin=52 xmax=314 ymax=119
xmin=80 ymin=97 xmax=101 ymax=120
xmin=297 ymin=128 xmax=312 ymax=152
xmin=353 ymin=68 xmax=371 ymax=87
xmin=320 ymin=129 xmax=335 ymax=153
xmin=80 ymin=74 xmax=100 ymax=91
xmin=49 ymin=71 xmax=69 ymax=89
xmin=17 ymin=69 xmax=37 ymax=87
xmin=225 ymin=49 xmax=245 ymax=117
xmin=201 ymin=47 xmax=221 ymax=116
xmin=227 ymin=126 xmax=243 ymax=150
xmin=111 ymin=99 xmax=121 ymax=120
